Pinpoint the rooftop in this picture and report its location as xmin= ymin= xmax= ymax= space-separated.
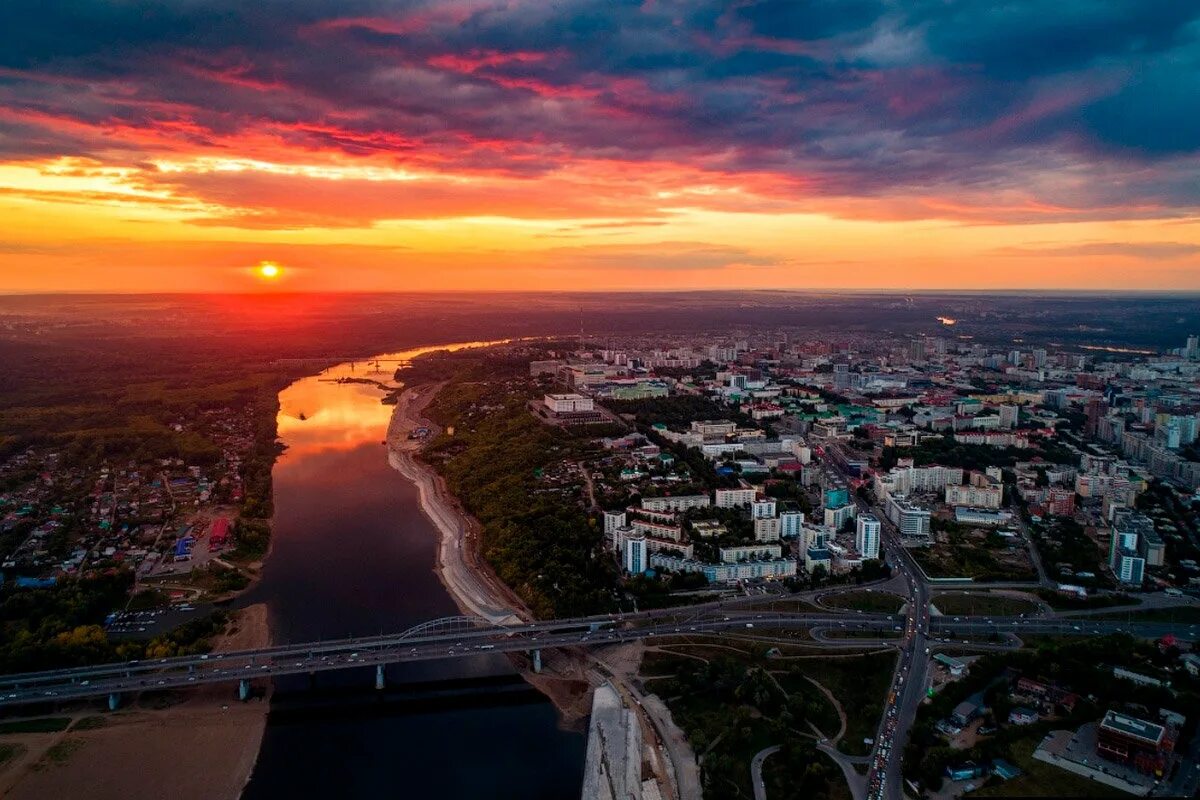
xmin=1100 ymin=710 xmax=1165 ymax=745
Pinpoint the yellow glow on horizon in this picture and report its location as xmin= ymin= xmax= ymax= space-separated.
xmin=257 ymin=261 xmax=281 ymax=279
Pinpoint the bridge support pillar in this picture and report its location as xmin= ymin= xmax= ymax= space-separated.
xmin=238 ymin=679 xmax=251 ymax=702
xmin=532 ymin=649 xmax=542 ymax=674
xmin=375 ymin=664 xmax=386 ymax=691
xmin=107 ymin=692 xmax=120 ymax=712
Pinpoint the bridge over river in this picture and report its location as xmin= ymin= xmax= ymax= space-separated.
xmin=1 ymin=604 xmax=1193 ymax=711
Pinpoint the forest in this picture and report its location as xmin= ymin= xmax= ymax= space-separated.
xmin=422 ymin=369 xmax=619 ymax=618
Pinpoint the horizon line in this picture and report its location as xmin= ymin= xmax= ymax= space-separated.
xmin=4 ymin=287 xmax=1200 ymax=298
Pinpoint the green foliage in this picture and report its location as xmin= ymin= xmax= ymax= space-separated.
xmin=931 ymin=592 xmax=1040 ymax=616
xmin=230 ymin=517 xmax=271 ymax=560
xmin=211 ymin=566 xmax=250 ymax=593
xmin=820 ymin=590 xmax=904 ymax=613
xmin=1030 ymin=517 xmax=1108 ymax=581
xmin=912 ymin=540 xmax=1037 ymax=582
xmin=763 ymin=740 xmax=845 ymax=800
xmin=880 ymin=433 xmax=1073 ymax=473
xmin=0 ymin=717 xmax=72 ymax=734
xmin=604 ymin=395 xmax=748 ymax=430
xmin=1034 ymin=589 xmax=1135 ymax=610
xmin=127 ymin=588 xmax=171 ymax=611
xmin=424 ymin=378 xmax=617 ymax=618
xmin=0 ymin=573 xmax=227 ymax=672
xmin=0 ymin=743 xmax=22 ymax=767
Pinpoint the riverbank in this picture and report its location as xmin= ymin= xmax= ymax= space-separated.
xmin=386 ymin=383 xmax=528 ymax=626
xmin=386 ymin=382 xmax=603 ymax=720
xmin=0 ymin=604 xmax=271 ymax=800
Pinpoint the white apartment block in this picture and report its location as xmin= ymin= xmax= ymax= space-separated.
xmin=715 ymin=487 xmax=757 ymax=507
xmin=823 ymin=503 xmax=857 ymax=530
xmin=719 ymin=544 xmax=783 ymax=563
xmin=543 ymin=393 xmax=595 ymax=413
xmin=624 ymin=533 xmax=648 ymax=574
xmin=876 ymin=462 xmax=964 ymax=496
xmin=603 ymin=510 xmax=627 ymax=534
xmin=631 ymin=519 xmax=683 ymax=542
xmin=856 ymin=514 xmax=881 ymax=560
xmin=754 ymin=516 xmax=782 ymax=542
xmin=886 ymin=495 xmax=931 ymax=537
xmin=945 ymin=483 xmax=1003 ymax=509
xmin=641 ymin=495 xmax=710 ymax=513
xmin=751 ymin=499 xmax=777 ymax=519
xmin=779 ymin=510 xmax=804 ymax=538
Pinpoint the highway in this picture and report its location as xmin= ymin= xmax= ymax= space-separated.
xmin=0 ymin=602 xmax=1190 ymax=710
xmin=860 ymin=496 xmax=930 ymax=800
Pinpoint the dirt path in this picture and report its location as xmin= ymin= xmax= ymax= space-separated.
xmin=804 ymin=676 xmax=848 ymax=744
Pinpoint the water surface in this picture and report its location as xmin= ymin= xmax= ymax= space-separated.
xmin=241 ymin=342 xmax=584 ymax=799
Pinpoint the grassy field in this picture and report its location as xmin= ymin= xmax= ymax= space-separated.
xmin=749 ymin=598 xmax=823 ymax=613
xmin=913 ymin=544 xmax=1037 ymax=582
xmin=820 ymin=590 xmax=905 ymax=613
xmin=1035 ymin=590 xmax=1138 ymax=611
xmin=796 ymin=651 xmax=897 ymax=756
xmin=971 ymin=737 xmax=1132 ymax=798
xmin=1091 ymin=606 xmax=1200 ymax=623
xmin=72 ymin=715 xmax=107 ymax=731
xmin=0 ymin=742 xmax=24 ymax=767
xmin=34 ymin=737 xmax=84 ymax=770
xmin=647 ymin=651 xmax=818 ymax=799
xmin=643 ymin=639 xmax=893 ymax=798
xmin=819 ymin=629 xmax=902 ymax=640
xmin=0 ymin=717 xmax=72 ymax=735
xmin=763 ymin=750 xmax=853 ymax=800
xmin=932 ymin=592 xmax=1040 ymax=616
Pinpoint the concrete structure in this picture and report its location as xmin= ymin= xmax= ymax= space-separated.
xmin=1097 ymin=710 xmax=1174 ymax=774
xmin=715 ymin=487 xmax=756 ymax=508
xmin=945 ymin=483 xmax=1002 ymax=509
xmin=603 ymin=510 xmax=627 ymax=535
xmin=631 ymin=518 xmax=684 ymax=542
xmin=823 ymin=502 xmax=856 ymax=530
xmin=624 ymin=532 xmax=648 ymax=575
xmin=804 ymin=546 xmax=832 ymax=573
xmin=0 ymin=613 xmax=1188 ymax=712
xmin=751 ymin=499 xmax=777 ymax=518
xmin=545 ymin=393 xmax=595 ymax=413
xmin=581 ymin=682 xmax=643 ymax=800
xmin=885 ymin=495 xmax=931 ymax=538
xmin=648 ymin=553 xmax=796 ymax=582
xmin=1110 ymin=510 xmax=1154 ymax=585
xmin=753 ymin=516 xmax=782 ymax=542
xmin=779 ymin=510 xmax=804 ymax=538
xmin=856 ymin=513 xmax=881 ymax=560
xmin=641 ymin=495 xmax=710 ymax=513
xmin=954 ymin=508 xmax=1013 ymax=526
xmin=719 ymin=544 xmax=783 ymax=563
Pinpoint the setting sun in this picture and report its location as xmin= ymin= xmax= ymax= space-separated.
xmin=257 ymin=262 xmax=281 ymax=280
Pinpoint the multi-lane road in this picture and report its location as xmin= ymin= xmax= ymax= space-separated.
xmin=0 ymin=600 xmax=1190 ymax=712
xmin=833 ymin=460 xmax=1200 ymax=800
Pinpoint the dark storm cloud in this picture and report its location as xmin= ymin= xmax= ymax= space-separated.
xmin=0 ymin=0 xmax=1197 ymax=217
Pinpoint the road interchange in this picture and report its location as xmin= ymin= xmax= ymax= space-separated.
xmin=0 ymin=603 xmax=1191 ymax=711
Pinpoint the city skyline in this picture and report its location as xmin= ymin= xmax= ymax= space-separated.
xmin=1 ymin=1 xmax=1199 ymax=293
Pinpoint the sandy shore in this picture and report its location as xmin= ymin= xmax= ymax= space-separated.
xmin=385 ymin=383 xmax=527 ymax=626
xmin=385 ymin=380 xmax=700 ymax=796
xmin=0 ymin=604 xmax=271 ymax=800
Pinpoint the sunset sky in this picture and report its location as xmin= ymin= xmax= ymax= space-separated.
xmin=1 ymin=1 xmax=1198 ymax=293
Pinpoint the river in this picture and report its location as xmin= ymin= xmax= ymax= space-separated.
xmin=238 ymin=341 xmax=585 ymax=799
